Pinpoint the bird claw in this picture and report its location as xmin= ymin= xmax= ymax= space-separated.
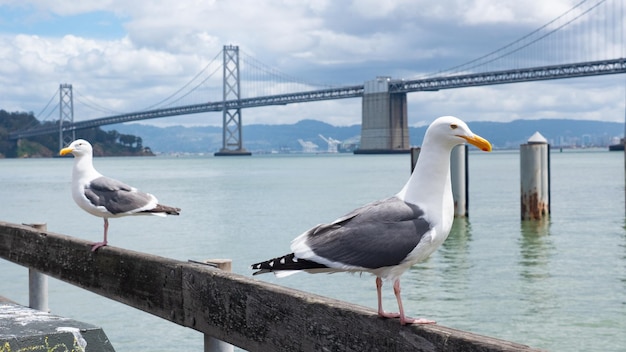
xmin=378 ymin=311 xmax=401 ymax=319
xmin=91 ymin=242 xmax=107 ymax=252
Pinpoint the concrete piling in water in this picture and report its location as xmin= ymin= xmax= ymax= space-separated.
xmin=520 ymin=132 xmax=550 ymax=220
xmin=411 ymin=145 xmax=468 ymax=217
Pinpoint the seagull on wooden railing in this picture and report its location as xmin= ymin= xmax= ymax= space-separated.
xmin=252 ymin=116 xmax=491 ymax=325
xmin=60 ymin=139 xmax=180 ymax=252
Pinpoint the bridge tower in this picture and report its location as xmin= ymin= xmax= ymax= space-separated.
xmin=355 ymin=77 xmax=409 ymax=154
xmin=215 ymin=45 xmax=251 ymax=156
xmin=58 ymin=83 xmax=75 ymax=151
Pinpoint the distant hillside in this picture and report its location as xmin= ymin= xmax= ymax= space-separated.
xmin=106 ymin=120 xmax=362 ymax=153
xmin=107 ymin=118 xmax=624 ymax=154
xmin=467 ymin=119 xmax=623 ymax=149
xmin=0 ymin=109 xmax=154 ymax=158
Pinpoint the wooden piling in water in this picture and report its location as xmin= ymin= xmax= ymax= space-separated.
xmin=520 ymin=132 xmax=550 ymax=220
xmin=0 ymin=221 xmax=542 ymax=352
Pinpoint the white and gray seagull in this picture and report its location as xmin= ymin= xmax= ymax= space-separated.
xmin=251 ymin=116 xmax=492 ymax=325
xmin=60 ymin=139 xmax=180 ymax=251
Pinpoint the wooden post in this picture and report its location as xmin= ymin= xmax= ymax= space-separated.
xmin=203 ymin=259 xmax=234 ymax=352
xmin=520 ymin=132 xmax=550 ymax=220
xmin=25 ymin=223 xmax=49 ymax=312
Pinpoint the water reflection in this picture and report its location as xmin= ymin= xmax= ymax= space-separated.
xmin=440 ymin=217 xmax=472 ymax=294
xmin=407 ymin=218 xmax=472 ymax=296
xmin=518 ymin=219 xmax=558 ymax=317
xmin=442 ymin=217 xmax=472 ymax=266
xmin=519 ymin=219 xmax=552 ymax=281
xmin=402 ymin=217 xmax=473 ymax=323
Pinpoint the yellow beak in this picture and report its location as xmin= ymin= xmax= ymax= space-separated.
xmin=459 ymin=134 xmax=492 ymax=152
xmin=59 ymin=147 xmax=73 ymax=156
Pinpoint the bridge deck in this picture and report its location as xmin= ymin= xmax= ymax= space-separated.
xmin=9 ymin=58 xmax=626 ymax=140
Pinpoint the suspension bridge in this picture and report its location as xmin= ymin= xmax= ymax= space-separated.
xmin=8 ymin=0 xmax=626 ymax=155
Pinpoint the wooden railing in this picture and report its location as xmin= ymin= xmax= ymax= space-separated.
xmin=0 ymin=222 xmax=541 ymax=352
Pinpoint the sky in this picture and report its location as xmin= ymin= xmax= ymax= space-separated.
xmin=0 ymin=0 xmax=624 ymax=128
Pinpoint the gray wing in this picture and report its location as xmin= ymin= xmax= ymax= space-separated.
xmin=84 ymin=176 xmax=153 ymax=214
xmin=304 ymin=196 xmax=431 ymax=269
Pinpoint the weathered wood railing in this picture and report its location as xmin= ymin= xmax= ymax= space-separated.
xmin=0 ymin=222 xmax=541 ymax=352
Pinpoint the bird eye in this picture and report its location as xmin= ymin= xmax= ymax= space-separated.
xmin=450 ymin=124 xmax=458 ymax=129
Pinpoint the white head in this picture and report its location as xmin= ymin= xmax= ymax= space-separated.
xmin=59 ymin=139 xmax=94 ymax=157
xmin=423 ymin=116 xmax=492 ymax=152
xmin=396 ymin=116 xmax=491 ymax=213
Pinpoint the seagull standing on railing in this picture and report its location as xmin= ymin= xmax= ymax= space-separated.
xmin=252 ymin=116 xmax=491 ymax=325
xmin=60 ymin=139 xmax=180 ymax=251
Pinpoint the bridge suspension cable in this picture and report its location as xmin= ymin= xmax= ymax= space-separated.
xmin=18 ymin=87 xmax=60 ymax=134
xmin=74 ymin=89 xmax=122 ymax=115
xmin=428 ymin=0 xmax=619 ymax=77
xmin=239 ymin=49 xmax=334 ymax=99
xmin=141 ymin=49 xmax=224 ymax=111
xmin=159 ymin=61 xmax=223 ymax=107
xmin=31 ymin=88 xmax=60 ymax=126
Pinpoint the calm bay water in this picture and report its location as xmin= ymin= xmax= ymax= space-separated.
xmin=0 ymin=150 xmax=624 ymax=351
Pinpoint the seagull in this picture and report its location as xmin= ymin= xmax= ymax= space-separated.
xmin=251 ymin=116 xmax=492 ymax=325
xmin=59 ymin=139 xmax=181 ymax=251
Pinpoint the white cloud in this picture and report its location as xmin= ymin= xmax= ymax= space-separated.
xmin=0 ymin=0 xmax=623 ymax=128
xmin=459 ymin=0 xmax=576 ymax=26
xmin=408 ymin=76 xmax=625 ymax=124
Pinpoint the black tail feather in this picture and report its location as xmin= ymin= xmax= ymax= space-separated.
xmin=251 ymin=253 xmax=328 ymax=275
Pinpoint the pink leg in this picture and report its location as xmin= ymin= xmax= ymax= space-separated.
xmin=392 ymin=279 xmax=436 ymax=325
xmin=91 ymin=218 xmax=109 ymax=252
xmin=376 ymin=277 xmax=400 ymax=319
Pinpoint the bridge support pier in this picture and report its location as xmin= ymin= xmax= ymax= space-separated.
xmin=355 ymin=77 xmax=410 ymax=154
